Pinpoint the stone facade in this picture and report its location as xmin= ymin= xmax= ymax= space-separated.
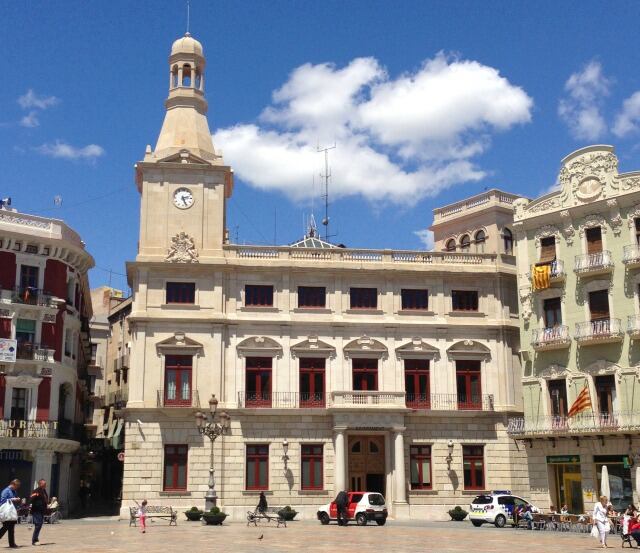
xmin=510 ymin=145 xmax=640 ymax=513
xmin=121 ymin=33 xmax=531 ymax=520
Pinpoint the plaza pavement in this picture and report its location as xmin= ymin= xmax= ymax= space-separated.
xmin=7 ymin=517 xmax=610 ymax=552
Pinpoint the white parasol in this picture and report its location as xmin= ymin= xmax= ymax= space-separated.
xmin=600 ymin=465 xmax=611 ymax=500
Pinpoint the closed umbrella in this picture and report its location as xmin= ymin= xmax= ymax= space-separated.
xmin=636 ymin=466 xmax=640 ymax=504
xmin=601 ymin=465 xmax=611 ymax=500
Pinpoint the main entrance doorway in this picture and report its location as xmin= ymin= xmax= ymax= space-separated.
xmin=348 ymin=435 xmax=385 ymax=495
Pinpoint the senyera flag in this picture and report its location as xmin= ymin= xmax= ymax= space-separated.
xmin=567 ymin=385 xmax=592 ymax=418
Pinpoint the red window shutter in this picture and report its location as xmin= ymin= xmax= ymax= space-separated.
xmin=45 ymin=308 xmax=65 ymax=362
xmin=0 ymin=375 xmax=5 ymax=419
xmin=0 ymin=251 xmax=16 ymax=290
xmin=44 ymin=259 xmax=68 ymax=298
xmin=36 ymin=377 xmax=52 ymax=422
xmin=0 ymin=318 xmax=11 ymax=339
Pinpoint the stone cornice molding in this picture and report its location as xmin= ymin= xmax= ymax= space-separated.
xmin=290 ymin=336 xmax=336 ymax=359
xmin=343 ymin=336 xmax=388 ymax=359
xmin=236 ymin=336 xmax=283 ymax=358
xmin=534 ymin=225 xmax=560 ymax=247
xmin=395 ymin=338 xmax=440 ymax=360
xmin=446 ymin=339 xmax=491 ymax=361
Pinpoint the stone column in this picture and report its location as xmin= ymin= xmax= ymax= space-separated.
xmin=393 ymin=429 xmax=407 ymax=504
xmin=57 ymin=453 xmax=72 ymax=515
xmin=32 ymin=449 xmax=55 ymax=492
xmin=334 ymin=428 xmax=346 ymax=493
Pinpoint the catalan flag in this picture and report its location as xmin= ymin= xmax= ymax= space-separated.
xmin=567 ymin=385 xmax=592 ymax=418
xmin=532 ymin=264 xmax=551 ymax=290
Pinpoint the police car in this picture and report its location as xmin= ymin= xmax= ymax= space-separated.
xmin=468 ymin=490 xmax=539 ymax=528
xmin=317 ymin=492 xmax=388 ymax=526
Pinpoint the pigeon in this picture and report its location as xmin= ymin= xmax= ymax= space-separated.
xmin=258 ymin=534 xmax=264 ymax=540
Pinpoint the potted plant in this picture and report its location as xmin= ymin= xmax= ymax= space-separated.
xmin=202 ymin=506 xmax=228 ymax=525
xmin=185 ymin=506 xmax=203 ymax=521
xmin=448 ymin=506 xmax=468 ymax=521
xmin=278 ymin=505 xmax=298 ymax=521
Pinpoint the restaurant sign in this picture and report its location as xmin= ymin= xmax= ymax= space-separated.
xmin=0 ymin=419 xmax=58 ymax=439
xmin=547 ymin=455 xmax=580 ymax=464
xmin=0 ymin=339 xmax=17 ymax=363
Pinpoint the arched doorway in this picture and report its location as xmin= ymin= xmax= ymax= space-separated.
xmin=348 ymin=435 xmax=385 ymax=495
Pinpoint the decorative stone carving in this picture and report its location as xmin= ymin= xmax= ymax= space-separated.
xmin=344 ymin=336 xmax=388 ymax=359
xmin=0 ymin=309 xmax=11 ymax=319
xmin=578 ymin=214 xmax=607 ymax=237
xmin=0 ymin=212 xmax=51 ymax=230
xmin=290 ymin=337 xmax=336 ymax=358
xmin=620 ymin=175 xmax=640 ymax=191
xmin=559 ymin=210 xmax=575 ymax=245
xmin=607 ymin=199 xmax=623 ymax=235
xmin=446 ymin=340 xmax=491 ymax=360
xmin=628 ymin=204 xmax=640 ymax=227
xmin=237 ymin=336 xmax=283 ymax=358
xmin=581 ymin=359 xmax=620 ymax=376
xmin=519 ymin=286 xmax=532 ymax=322
xmin=156 ymin=332 xmax=204 ymax=353
xmin=525 ymin=196 xmax=561 ymax=215
xmin=538 ymin=364 xmax=568 ymax=379
xmin=166 ymin=232 xmax=199 ymax=263
xmin=512 ymin=198 xmax=530 ymax=221
xmin=559 ymin=150 xmax=618 ymax=200
xmin=42 ymin=313 xmax=56 ymax=324
xmin=395 ymin=338 xmax=440 ymax=360
xmin=534 ymin=225 xmax=560 ymax=247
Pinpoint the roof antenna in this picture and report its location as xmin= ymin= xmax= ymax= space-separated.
xmin=317 ymin=142 xmax=336 ymax=241
xmin=186 ymin=0 xmax=191 ymax=34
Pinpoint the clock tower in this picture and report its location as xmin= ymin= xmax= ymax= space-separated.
xmin=134 ymin=33 xmax=233 ymax=262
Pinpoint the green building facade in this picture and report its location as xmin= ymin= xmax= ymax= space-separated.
xmin=509 ymin=145 xmax=640 ymax=514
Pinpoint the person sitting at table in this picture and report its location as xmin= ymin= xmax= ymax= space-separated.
xmin=549 ymin=504 xmax=558 ymax=514
xmin=521 ymin=504 xmax=534 ymax=530
xmin=628 ymin=513 xmax=640 ymax=546
xmin=560 ymin=504 xmax=569 ymax=514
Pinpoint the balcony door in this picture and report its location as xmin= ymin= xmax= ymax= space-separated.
xmin=588 ymin=290 xmax=609 ymax=322
xmin=548 ymin=379 xmax=568 ymax=421
xmin=539 ymin=236 xmax=556 ymax=263
xmin=164 ymin=355 xmax=192 ymax=406
xmin=405 ymin=359 xmax=430 ymax=408
xmin=586 ymin=227 xmax=603 ymax=254
xmin=595 ymin=375 xmax=617 ymax=416
xmin=246 ymin=357 xmax=272 ymax=407
xmin=456 ymin=360 xmax=481 ymax=409
xmin=636 ymin=218 xmax=640 ymax=245
xmin=543 ymin=297 xmax=562 ymax=328
xmin=352 ymin=358 xmax=378 ymax=391
xmin=299 ymin=357 xmax=325 ymax=407
xmin=20 ymin=265 xmax=39 ymax=290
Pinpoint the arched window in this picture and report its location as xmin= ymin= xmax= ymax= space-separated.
xmin=171 ymin=65 xmax=179 ymax=88
xmin=445 ymin=239 xmax=456 ymax=252
xmin=475 ymin=230 xmax=486 ymax=253
xmin=503 ymin=228 xmax=513 ymax=255
xmin=182 ymin=64 xmax=192 ymax=87
xmin=195 ymin=70 xmax=202 ymax=90
xmin=351 ymin=441 xmax=361 ymax=453
xmin=460 ymin=234 xmax=471 ymax=252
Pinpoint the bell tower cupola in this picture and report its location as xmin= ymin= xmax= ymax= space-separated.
xmin=152 ymin=32 xmax=220 ymax=162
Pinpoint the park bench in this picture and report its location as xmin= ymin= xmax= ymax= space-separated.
xmin=129 ymin=505 xmax=177 ymax=526
xmin=246 ymin=507 xmax=286 ymax=528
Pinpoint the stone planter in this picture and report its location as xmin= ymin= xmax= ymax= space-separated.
xmin=202 ymin=513 xmax=227 ymax=525
xmin=185 ymin=510 xmax=203 ymax=522
xmin=448 ymin=509 xmax=468 ymax=521
xmin=278 ymin=509 xmax=298 ymax=521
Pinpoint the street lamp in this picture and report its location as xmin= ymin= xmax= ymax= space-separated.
xmin=446 ymin=439 xmax=454 ymax=471
xmin=282 ymin=438 xmax=289 ymax=469
xmin=194 ymin=394 xmax=231 ymax=511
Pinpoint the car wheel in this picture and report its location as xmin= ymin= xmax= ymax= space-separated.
xmin=471 ymin=520 xmax=483 ymax=527
xmin=494 ymin=514 xmax=506 ymax=528
xmin=376 ymin=519 xmax=386 ymax=526
xmin=356 ymin=513 xmax=367 ymax=526
xmin=319 ymin=513 xmax=330 ymax=525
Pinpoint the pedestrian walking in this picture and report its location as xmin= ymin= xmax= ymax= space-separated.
xmin=138 ymin=500 xmax=148 ymax=534
xmin=0 ymin=479 xmax=21 ymax=548
xmin=257 ymin=491 xmax=268 ymax=514
xmin=29 ymin=479 xmax=49 ymax=546
xmin=335 ymin=490 xmax=348 ymax=526
xmin=592 ymin=495 xmax=610 ymax=548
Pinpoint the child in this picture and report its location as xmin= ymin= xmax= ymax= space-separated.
xmin=138 ymin=500 xmax=148 ymax=533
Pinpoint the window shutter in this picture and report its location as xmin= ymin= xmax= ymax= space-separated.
xmin=0 ymin=252 xmax=16 ymax=290
xmin=588 ymin=290 xmax=609 ymax=320
xmin=539 ymin=237 xmax=556 ymax=262
xmin=36 ymin=377 xmax=52 ymax=422
xmin=586 ymin=227 xmax=603 ymax=254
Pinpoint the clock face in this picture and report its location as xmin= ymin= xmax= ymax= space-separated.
xmin=173 ymin=188 xmax=194 ymax=209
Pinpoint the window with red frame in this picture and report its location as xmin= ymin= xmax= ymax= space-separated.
xmin=401 ymin=289 xmax=429 ymax=310
xmin=451 ymin=290 xmax=478 ymax=311
xmin=163 ymin=444 xmax=188 ymax=491
xmin=405 ymin=359 xmax=430 ymax=408
xmin=246 ymin=444 xmax=269 ymax=490
xmin=456 ymin=360 xmax=481 ymax=409
xmin=410 ymin=445 xmax=432 ymax=489
xmin=298 ymin=286 xmax=326 ymax=308
xmin=245 ymin=357 xmax=272 ymax=407
xmin=245 ymin=285 xmax=274 ymax=307
xmin=299 ymin=358 xmax=325 ymax=407
xmin=164 ymin=355 xmax=192 ymax=406
xmin=301 ymin=444 xmax=323 ymax=490
xmin=463 ymin=445 xmax=485 ymax=490
xmin=349 ymin=287 xmax=377 ymax=309
xmin=352 ymin=358 xmax=378 ymax=391
xmin=166 ymin=282 xmax=195 ymax=304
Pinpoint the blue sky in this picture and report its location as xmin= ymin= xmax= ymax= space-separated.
xmin=3 ymin=1 xmax=640 ymax=293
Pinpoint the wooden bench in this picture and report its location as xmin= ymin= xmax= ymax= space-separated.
xmin=246 ymin=507 xmax=286 ymax=528
xmin=129 ymin=506 xmax=177 ymax=526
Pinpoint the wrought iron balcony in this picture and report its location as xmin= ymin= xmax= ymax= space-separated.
xmin=628 ymin=315 xmax=640 ymax=338
xmin=531 ymin=326 xmax=571 ymax=351
xmin=107 ymin=388 xmax=129 ymax=408
xmin=507 ymin=412 xmax=636 ymax=437
xmin=157 ymin=389 xmax=200 ymax=408
xmin=406 ymin=393 xmax=494 ymax=411
xmin=16 ymin=342 xmax=55 ymax=362
xmin=528 ymin=260 xmax=566 ymax=287
xmin=574 ymin=251 xmax=613 ymax=275
xmin=237 ymin=391 xmax=326 ymax=409
xmin=623 ymin=244 xmax=640 ymax=268
xmin=9 ymin=287 xmax=58 ymax=307
xmin=575 ymin=318 xmax=623 ymax=344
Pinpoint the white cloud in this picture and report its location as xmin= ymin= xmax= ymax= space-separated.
xmin=414 ymin=229 xmax=434 ymax=250
xmin=36 ymin=140 xmax=105 ymax=161
xmin=18 ymin=89 xmax=59 ymax=110
xmin=214 ymin=54 xmax=533 ymax=204
xmin=558 ymin=61 xmax=611 ymax=140
xmin=613 ymin=91 xmax=640 ymax=137
xmin=20 ymin=111 xmax=40 ymax=128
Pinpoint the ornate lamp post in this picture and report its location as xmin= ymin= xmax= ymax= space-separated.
xmin=195 ymin=394 xmax=231 ymax=511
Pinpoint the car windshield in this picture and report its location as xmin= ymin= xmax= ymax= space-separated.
xmin=472 ymin=496 xmax=493 ymax=504
xmin=368 ymin=494 xmax=385 ymax=506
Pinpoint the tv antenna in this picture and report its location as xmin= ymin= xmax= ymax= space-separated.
xmin=317 ymin=142 xmax=336 ymax=241
xmin=186 ymin=0 xmax=191 ymax=34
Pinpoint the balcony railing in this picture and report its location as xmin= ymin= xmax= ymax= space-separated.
xmin=113 ymin=353 xmax=130 ymax=372
xmin=531 ymin=326 xmax=571 ymax=350
xmin=107 ymin=388 xmax=129 ymax=408
xmin=507 ymin=412 xmax=638 ymax=436
xmin=406 ymin=393 xmax=494 ymax=411
xmin=9 ymin=287 xmax=57 ymax=307
xmin=628 ymin=315 xmax=640 ymax=337
xmin=623 ymin=244 xmax=640 ymax=266
xmin=16 ymin=342 xmax=55 ymax=362
xmin=574 ymin=251 xmax=613 ymax=274
xmin=237 ymin=392 xmax=327 ymax=409
xmin=528 ymin=259 xmax=565 ymax=285
xmin=575 ymin=318 xmax=623 ymax=343
xmin=0 ymin=418 xmax=84 ymax=441
xmin=331 ymin=391 xmax=407 ymax=407
xmin=157 ymin=389 xmax=200 ymax=408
